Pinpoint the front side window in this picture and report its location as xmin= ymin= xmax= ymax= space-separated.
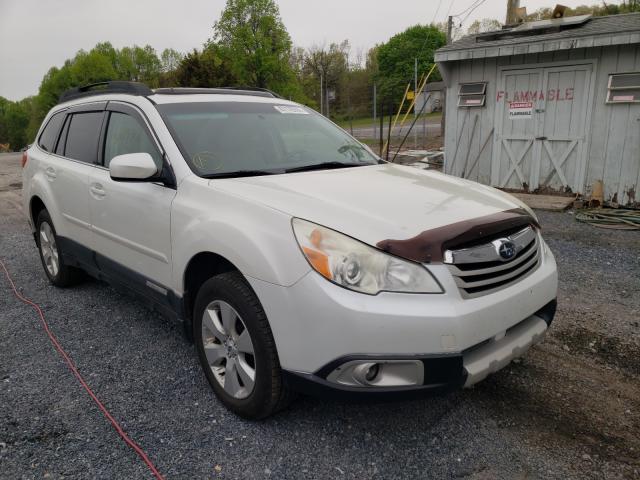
xmin=156 ymin=102 xmax=379 ymax=177
xmin=38 ymin=111 xmax=65 ymax=153
xmin=64 ymin=112 xmax=104 ymax=163
xmin=104 ymin=112 xmax=162 ymax=168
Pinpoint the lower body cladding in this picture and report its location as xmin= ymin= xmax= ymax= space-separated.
xmin=247 ymin=243 xmax=558 ymax=400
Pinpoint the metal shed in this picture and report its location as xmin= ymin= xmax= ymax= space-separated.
xmin=435 ymin=13 xmax=640 ymax=206
xmin=417 ymin=81 xmax=444 ymax=113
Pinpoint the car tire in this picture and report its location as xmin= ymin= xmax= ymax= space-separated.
xmin=193 ymin=271 xmax=292 ymax=419
xmin=35 ymin=210 xmax=84 ymax=287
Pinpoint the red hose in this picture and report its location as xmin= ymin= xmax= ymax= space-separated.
xmin=0 ymin=259 xmax=165 ymax=480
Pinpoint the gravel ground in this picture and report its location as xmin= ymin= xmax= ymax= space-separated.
xmin=1 ymin=153 xmax=639 ymax=479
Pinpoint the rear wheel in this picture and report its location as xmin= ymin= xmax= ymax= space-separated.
xmin=193 ymin=272 xmax=292 ymax=419
xmin=36 ymin=210 xmax=84 ymax=287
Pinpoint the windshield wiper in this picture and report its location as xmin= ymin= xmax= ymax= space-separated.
xmin=285 ymin=161 xmax=364 ymax=173
xmin=201 ymin=169 xmax=281 ymax=179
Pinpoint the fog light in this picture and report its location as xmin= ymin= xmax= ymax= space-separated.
xmin=365 ymin=363 xmax=380 ymax=382
xmin=326 ymin=360 xmax=424 ymax=387
xmin=352 ymin=362 xmax=380 ymax=385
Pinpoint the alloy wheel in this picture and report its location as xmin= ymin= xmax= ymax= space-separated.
xmin=201 ymin=300 xmax=256 ymax=399
xmin=39 ymin=222 xmax=59 ymax=277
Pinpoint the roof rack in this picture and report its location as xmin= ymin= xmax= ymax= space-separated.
xmin=153 ymin=87 xmax=282 ymax=99
xmin=58 ymin=81 xmax=153 ymax=104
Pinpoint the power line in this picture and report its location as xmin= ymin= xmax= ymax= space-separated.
xmin=444 ymin=0 xmax=457 ymax=19
xmin=458 ymin=0 xmax=489 ymax=25
xmin=451 ymin=0 xmax=484 ymax=19
xmin=432 ymin=0 xmax=445 ymax=23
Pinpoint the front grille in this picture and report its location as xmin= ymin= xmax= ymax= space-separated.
xmin=445 ymin=226 xmax=541 ymax=298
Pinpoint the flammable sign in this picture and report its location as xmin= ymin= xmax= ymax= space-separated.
xmin=508 ymin=101 xmax=533 ymax=120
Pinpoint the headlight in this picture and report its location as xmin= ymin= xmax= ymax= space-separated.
xmin=292 ymin=218 xmax=443 ymax=295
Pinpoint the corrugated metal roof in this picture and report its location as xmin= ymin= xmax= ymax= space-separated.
xmin=435 ymin=13 xmax=640 ymax=62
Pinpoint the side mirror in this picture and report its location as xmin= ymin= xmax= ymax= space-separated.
xmin=109 ymin=153 xmax=158 ymax=181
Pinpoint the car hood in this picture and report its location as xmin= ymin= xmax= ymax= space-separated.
xmin=211 ymin=163 xmax=530 ymax=248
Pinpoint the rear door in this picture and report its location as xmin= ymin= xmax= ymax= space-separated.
xmin=88 ymin=102 xmax=176 ymax=294
xmin=46 ymin=105 xmax=106 ymax=260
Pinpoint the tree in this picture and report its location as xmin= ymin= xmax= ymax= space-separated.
xmin=467 ymin=18 xmax=502 ymax=34
xmin=212 ymin=0 xmax=293 ymax=89
xmin=376 ymin=24 xmax=446 ymax=102
xmin=174 ymin=47 xmax=237 ymax=87
xmin=304 ymin=41 xmax=350 ymax=113
xmin=3 ymin=98 xmax=33 ymax=150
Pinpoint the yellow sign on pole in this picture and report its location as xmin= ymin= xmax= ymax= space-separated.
xmin=407 ymin=91 xmax=415 ymax=100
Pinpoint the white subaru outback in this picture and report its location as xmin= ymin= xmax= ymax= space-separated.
xmin=23 ymin=81 xmax=557 ymax=419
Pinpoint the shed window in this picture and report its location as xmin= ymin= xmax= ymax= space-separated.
xmin=458 ymin=82 xmax=487 ymax=107
xmin=607 ymin=73 xmax=640 ymax=103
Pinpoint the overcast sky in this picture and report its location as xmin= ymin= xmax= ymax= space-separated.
xmin=0 ymin=0 xmax=598 ymax=100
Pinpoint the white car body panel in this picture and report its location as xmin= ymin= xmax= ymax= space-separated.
xmin=213 ymin=163 xmax=530 ymax=245
xmin=88 ymin=167 xmax=176 ymax=287
xmin=170 ymin=177 xmax=310 ymax=293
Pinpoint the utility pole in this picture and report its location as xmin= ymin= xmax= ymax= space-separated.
xmin=442 ymin=16 xmax=453 ymax=147
xmin=414 ymin=58 xmax=418 ymax=149
xmin=373 ymin=84 xmax=377 ymax=140
xmin=320 ymin=72 xmax=324 ymax=116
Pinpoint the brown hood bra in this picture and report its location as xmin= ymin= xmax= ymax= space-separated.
xmin=376 ymin=208 xmax=539 ymax=264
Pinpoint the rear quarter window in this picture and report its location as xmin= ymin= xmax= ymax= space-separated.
xmin=38 ymin=112 xmax=65 ymax=153
xmin=64 ymin=112 xmax=105 ymax=163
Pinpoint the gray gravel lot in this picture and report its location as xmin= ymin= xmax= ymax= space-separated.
xmin=1 ymin=153 xmax=639 ymax=479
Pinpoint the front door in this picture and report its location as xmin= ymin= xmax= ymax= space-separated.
xmin=88 ymin=103 xmax=176 ymax=294
xmin=494 ymin=64 xmax=593 ymax=193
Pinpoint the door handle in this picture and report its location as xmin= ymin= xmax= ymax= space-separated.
xmin=90 ymin=183 xmax=106 ymax=198
xmin=535 ymin=136 xmax=548 ymax=141
xmin=45 ymin=167 xmax=57 ymax=180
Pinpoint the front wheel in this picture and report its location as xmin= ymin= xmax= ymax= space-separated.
xmin=193 ymin=272 xmax=292 ymax=419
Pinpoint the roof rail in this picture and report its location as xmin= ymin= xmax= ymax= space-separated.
xmin=153 ymin=86 xmax=282 ymax=99
xmin=58 ymin=81 xmax=154 ymax=104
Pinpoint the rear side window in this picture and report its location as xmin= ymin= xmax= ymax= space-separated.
xmin=103 ymin=112 xmax=162 ymax=168
xmin=64 ymin=112 xmax=104 ymax=163
xmin=38 ymin=112 xmax=65 ymax=152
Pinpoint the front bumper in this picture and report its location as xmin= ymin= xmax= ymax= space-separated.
xmin=246 ymin=238 xmax=558 ymax=395
xmin=282 ymin=300 xmax=555 ymax=400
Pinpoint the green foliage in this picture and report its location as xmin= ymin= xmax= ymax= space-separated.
xmin=467 ymin=18 xmax=502 ymax=34
xmin=175 ymin=47 xmax=237 ymax=87
xmin=212 ymin=0 xmax=294 ymax=89
xmin=23 ymin=42 xmax=167 ymax=142
xmin=376 ymin=24 xmax=446 ymax=103
xmin=0 ymin=96 xmax=33 ymax=150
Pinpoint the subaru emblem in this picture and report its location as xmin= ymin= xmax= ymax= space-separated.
xmin=498 ymin=240 xmax=516 ymax=260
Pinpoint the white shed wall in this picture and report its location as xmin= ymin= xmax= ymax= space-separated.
xmin=442 ymin=45 xmax=640 ymax=206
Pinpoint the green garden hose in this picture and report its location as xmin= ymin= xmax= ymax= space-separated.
xmin=575 ymin=208 xmax=640 ymax=230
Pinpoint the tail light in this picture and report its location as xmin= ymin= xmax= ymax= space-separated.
xmin=21 ymin=150 xmax=28 ymax=168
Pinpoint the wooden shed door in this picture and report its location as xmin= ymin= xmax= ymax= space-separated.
xmin=493 ymin=68 xmax=541 ymax=190
xmin=494 ymin=64 xmax=593 ymax=193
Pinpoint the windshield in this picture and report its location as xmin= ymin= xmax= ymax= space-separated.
xmin=156 ymin=101 xmax=380 ymax=177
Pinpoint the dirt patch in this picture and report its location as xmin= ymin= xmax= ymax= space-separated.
xmin=554 ymin=325 xmax=640 ymax=376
